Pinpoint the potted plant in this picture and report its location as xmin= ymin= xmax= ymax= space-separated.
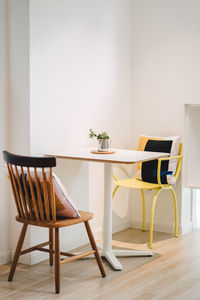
xmin=89 ymin=129 xmax=110 ymax=152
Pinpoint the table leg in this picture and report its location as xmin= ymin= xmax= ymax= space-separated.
xmin=100 ymin=162 xmax=153 ymax=271
xmin=101 ymin=163 xmax=122 ymax=270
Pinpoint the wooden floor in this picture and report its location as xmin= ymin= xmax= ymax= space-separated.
xmin=1 ymin=228 xmax=200 ymax=300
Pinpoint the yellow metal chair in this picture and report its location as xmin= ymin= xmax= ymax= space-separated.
xmin=113 ymin=143 xmax=183 ymax=248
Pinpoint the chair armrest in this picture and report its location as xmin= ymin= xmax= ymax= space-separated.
xmin=157 ymin=154 xmax=183 ymax=161
xmin=113 ymin=173 xmax=118 ymax=181
xmin=157 ymin=154 xmax=183 ymax=186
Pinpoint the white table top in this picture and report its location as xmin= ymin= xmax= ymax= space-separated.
xmin=46 ymin=147 xmax=168 ymax=164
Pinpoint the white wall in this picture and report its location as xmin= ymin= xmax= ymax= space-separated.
xmin=8 ymin=0 xmax=31 ymax=263
xmin=30 ymin=0 xmax=133 ymax=153
xmin=0 ymin=0 xmax=10 ymax=264
xmin=130 ymin=0 xmax=200 ymax=234
xmin=29 ymin=0 xmax=133 ymax=261
xmin=0 ymin=0 xmax=30 ymax=265
xmin=2 ymin=0 xmax=200 ymax=266
xmin=8 ymin=0 xmax=30 ymax=155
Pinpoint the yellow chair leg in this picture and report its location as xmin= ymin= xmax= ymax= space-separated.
xmin=112 ymin=185 xmax=119 ymax=199
xmin=170 ymin=187 xmax=178 ymax=237
xmin=149 ymin=189 xmax=160 ymax=249
xmin=140 ymin=189 xmax=145 ymax=231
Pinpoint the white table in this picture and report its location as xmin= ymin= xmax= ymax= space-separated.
xmin=47 ymin=147 xmax=168 ymax=270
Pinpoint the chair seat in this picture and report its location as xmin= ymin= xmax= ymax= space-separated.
xmin=16 ymin=210 xmax=93 ymax=228
xmin=114 ymin=176 xmax=169 ymax=190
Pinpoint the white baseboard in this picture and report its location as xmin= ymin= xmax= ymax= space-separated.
xmin=113 ymin=219 xmax=130 ymax=234
xmin=180 ymin=221 xmax=193 ymax=234
xmin=10 ymin=252 xmax=32 ymax=265
xmin=130 ymin=220 xmax=193 ymax=235
xmin=31 ymin=251 xmax=48 ymax=265
xmin=93 ymin=219 xmax=130 ymax=240
xmin=130 ymin=220 xmax=174 ymax=234
xmin=93 ymin=227 xmax=103 ymax=240
xmin=0 ymin=250 xmax=11 ymax=265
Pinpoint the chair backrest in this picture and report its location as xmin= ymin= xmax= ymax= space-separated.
xmin=3 ymin=151 xmax=57 ymax=223
xmin=174 ymin=142 xmax=183 ymax=183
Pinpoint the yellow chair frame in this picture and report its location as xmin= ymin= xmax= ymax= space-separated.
xmin=113 ymin=143 xmax=183 ymax=248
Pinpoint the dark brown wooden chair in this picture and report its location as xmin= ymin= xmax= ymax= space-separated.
xmin=3 ymin=151 xmax=106 ymax=294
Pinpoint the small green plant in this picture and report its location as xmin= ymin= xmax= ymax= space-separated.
xmin=89 ymin=129 xmax=109 ymax=140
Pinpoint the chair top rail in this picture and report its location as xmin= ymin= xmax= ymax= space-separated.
xmin=3 ymin=151 xmax=56 ymax=168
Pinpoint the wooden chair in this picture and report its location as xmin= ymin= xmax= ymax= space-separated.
xmin=3 ymin=151 xmax=106 ymax=294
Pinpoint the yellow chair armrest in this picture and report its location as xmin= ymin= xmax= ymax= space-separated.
xmin=113 ymin=173 xmax=118 ymax=181
xmin=157 ymin=155 xmax=183 ymax=186
xmin=157 ymin=154 xmax=183 ymax=161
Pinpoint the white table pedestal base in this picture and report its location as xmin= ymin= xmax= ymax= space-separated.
xmin=101 ymin=163 xmax=153 ymax=270
xmin=97 ymin=243 xmax=153 ymax=270
xmin=113 ymin=249 xmax=153 ymax=257
xmin=101 ymin=251 xmax=123 ymax=270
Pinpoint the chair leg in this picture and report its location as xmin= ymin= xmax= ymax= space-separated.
xmin=149 ymin=189 xmax=160 ymax=249
xmin=8 ymin=224 xmax=28 ymax=281
xmin=170 ymin=187 xmax=178 ymax=237
xmin=49 ymin=228 xmax=53 ymax=266
xmin=112 ymin=185 xmax=119 ymax=199
xmin=54 ymin=228 xmax=60 ymax=294
xmin=140 ymin=189 xmax=145 ymax=231
xmin=84 ymin=221 xmax=106 ymax=278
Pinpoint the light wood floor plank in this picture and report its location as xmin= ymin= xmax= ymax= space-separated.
xmin=0 ymin=228 xmax=200 ymax=299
